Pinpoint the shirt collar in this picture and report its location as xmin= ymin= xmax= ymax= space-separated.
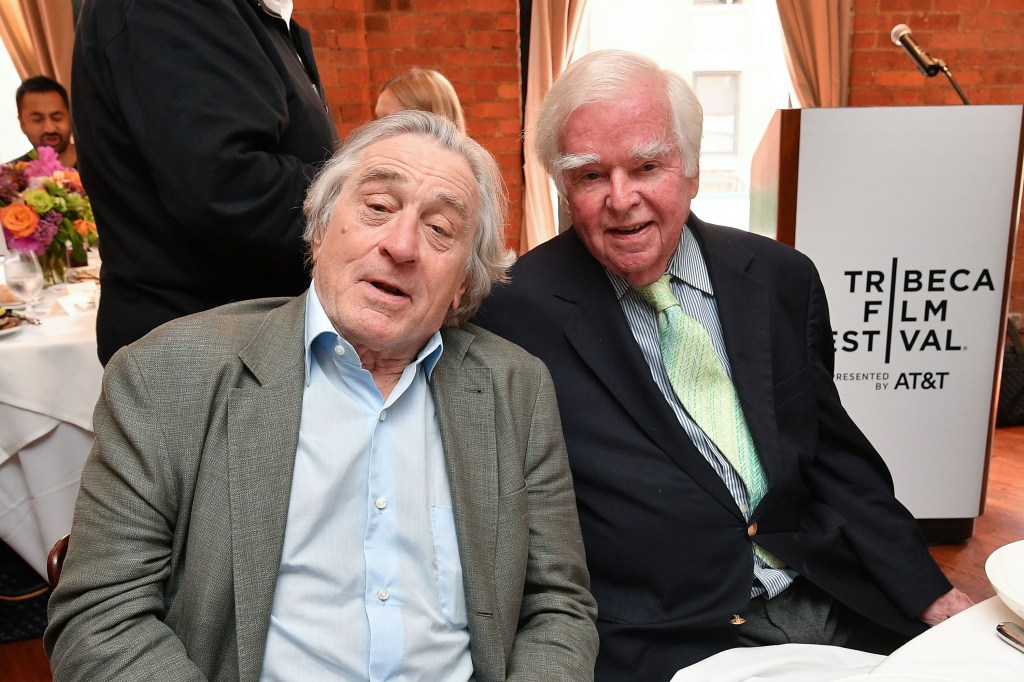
xmin=605 ymin=225 xmax=715 ymax=298
xmin=260 ymin=0 xmax=293 ymax=25
xmin=303 ymin=283 xmax=444 ymax=386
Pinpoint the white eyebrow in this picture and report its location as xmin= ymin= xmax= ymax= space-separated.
xmin=554 ymin=152 xmax=600 ymax=173
xmin=630 ymin=139 xmax=673 ymax=161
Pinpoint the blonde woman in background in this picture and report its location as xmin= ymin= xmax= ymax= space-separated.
xmin=375 ymin=68 xmax=466 ymax=133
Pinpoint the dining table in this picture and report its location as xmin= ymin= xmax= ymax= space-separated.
xmin=0 ymin=268 xmax=102 ymax=579
xmin=669 ymin=595 xmax=1024 ymax=681
xmin=869 ymin=595 xmax=1024 ymax=680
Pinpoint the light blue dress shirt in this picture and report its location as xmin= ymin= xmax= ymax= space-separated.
xmin=260 ymin=286 xmax=473 ymax=681
xmin=609 ymin=228 xmax=797 ymax=599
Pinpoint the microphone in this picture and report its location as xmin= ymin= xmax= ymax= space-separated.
xmin=891 ymin=24 xmax=941 ymax=77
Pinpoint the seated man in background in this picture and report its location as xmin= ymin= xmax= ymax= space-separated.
xmin=46 ymin=111 xmax=598 ymax=682
xmin=474 ymin=49 xmax=971 ymax=681
xmin=12 ymin=75 xmax=76 ymax=167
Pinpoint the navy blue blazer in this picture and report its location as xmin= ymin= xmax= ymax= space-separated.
xmin=474 ymin=215 xmax=952 ymax=680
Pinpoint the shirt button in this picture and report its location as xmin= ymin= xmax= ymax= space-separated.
xmin=334 ymin=344 xmax=345 ymax=356
xmin=747 ymin=522 xmax=758 ymax=537
xmin=375 ymin=497 xmax=387 ymax=510
xmin=379 ymin=411 xmax=387 ymax=422
xmin=377 ymin=588 xmax=390 ymax=602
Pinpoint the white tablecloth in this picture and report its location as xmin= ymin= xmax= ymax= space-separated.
xmin=669 ymin=597 xmax=1024 ymax=682
xmin=0 ymin=309 xmax=102 ymax=577
xmin=872 ymin=596 xmax=1024 ymax=680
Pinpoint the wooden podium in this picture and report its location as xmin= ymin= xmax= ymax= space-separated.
xmin=751 ymin=105 xmax=1024 ymax=542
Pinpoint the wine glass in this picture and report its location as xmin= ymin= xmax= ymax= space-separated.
xmin=3 ymin=249 xmax=45 ymax=314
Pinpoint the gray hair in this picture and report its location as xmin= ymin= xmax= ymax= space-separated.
xmin=535 ymin=49 xmax=703 ymax=195
xmin=303 ymin=110 xmax=514 ymax=326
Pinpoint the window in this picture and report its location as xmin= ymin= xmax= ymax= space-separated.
xmin=693 ymin=72 xmax=740 ymax=154
xmin=0 ymin=49 xmax=24 ymax=162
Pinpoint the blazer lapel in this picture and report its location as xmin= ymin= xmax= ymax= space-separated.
xmin=431 ymin=327 xmax=504 ymax=677
xmin=557 ymin=230 xmax=741 ymax=516
xmin=227 ymin=296 xmax=307 ymax=682
xmin=690 ymin=219 xmax=784 ymax=507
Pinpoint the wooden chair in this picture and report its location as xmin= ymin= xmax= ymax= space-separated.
xmin=47 ymin=534 xmax=70 ymax=586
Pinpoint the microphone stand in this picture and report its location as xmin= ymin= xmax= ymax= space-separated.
xmin=933 ymin=58 xmax=970 ymax=105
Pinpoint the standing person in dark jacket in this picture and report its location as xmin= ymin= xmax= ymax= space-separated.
xmin=72 ymin=0 xmax=339 ymax=364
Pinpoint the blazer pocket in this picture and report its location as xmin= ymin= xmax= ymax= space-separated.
xmin=430 ymin=505 xmax=469 ymax=629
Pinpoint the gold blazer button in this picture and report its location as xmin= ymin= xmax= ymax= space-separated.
xmin=747 ymin=522 xmax=758 ymax=537
xmin=730 ymin=614 xmax=747 ymax=625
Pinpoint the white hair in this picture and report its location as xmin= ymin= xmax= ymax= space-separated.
xmin=303 ymin=110 xmax=514 ymax=326
xmin=535 ymin=49 xmax=703 ymax=195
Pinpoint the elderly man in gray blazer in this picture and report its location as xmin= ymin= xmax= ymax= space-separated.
xmin=45 ymin=111 xmax=598 ymax=681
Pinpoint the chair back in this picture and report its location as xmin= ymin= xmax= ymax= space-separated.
xmin=47 ymin=534 xmax=70 ymax=586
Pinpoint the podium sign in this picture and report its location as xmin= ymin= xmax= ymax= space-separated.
xmin=751 ymin=105 xmax=1024 ymax=529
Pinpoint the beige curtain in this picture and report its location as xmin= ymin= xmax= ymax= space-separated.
xmin=520 ymin=0 xmax=588 ymax=253
xmin=0 ymin=0 xmax=75 ymax=86
xmin=775 ymin=0 xmax=852 ymax=108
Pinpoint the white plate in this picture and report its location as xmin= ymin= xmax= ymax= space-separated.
xmin=839 ymin=671 xmax=958 ymax=675
xmin=0 ymin=319 xmax=26 ymax=338
xmin=986 ymin=539 xmax=1024 ymax=621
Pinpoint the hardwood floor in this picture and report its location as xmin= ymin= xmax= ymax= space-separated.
xmin=3 ymin=427 xmax=1022 ymax=680
xmin=929 ymin=425 xmax=1024 ymax=602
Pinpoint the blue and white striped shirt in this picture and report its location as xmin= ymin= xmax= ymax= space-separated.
xmin=608 ymin=228 xmax=796 ymax=599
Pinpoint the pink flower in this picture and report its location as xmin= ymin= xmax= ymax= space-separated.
xmin=24 ymin=145 xmax=64 ymax=178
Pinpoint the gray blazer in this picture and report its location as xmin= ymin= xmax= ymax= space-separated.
xmin=46 ymin=295 xmax=598 ymax=681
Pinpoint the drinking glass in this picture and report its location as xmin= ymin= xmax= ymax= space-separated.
xmin=3 ymin=249 xmax=45 ymax=314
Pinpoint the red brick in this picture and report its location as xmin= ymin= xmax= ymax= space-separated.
xmin=961 ymin=13 xmax=1007 ymax=30
xmin=466 ymin=31 xmax=519 ymax=49
xmin=415 ymin=31 xmax=467 ymax=48
xmin=470 ymin=100 xmax=520 ymax=119
xmin=392 ymin=14 xmax=446 ymax=33
xmin=496 ymin=118 xmax=524 ymax=136
xmin=469 ymin=66 xmax=520 ymax=83
xmin=497 ymin=83 xmax=521 ymax=101
xmin=415 ymin=0 xmax=467 ymax=11
xmin=873 ymin=70 xmax=931 ymax=86
xmin=366 ymin=32 xmax=417 ymax=49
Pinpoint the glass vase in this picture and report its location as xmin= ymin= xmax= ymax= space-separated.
xmin=39 ymin=249 xmax=67 ymax=286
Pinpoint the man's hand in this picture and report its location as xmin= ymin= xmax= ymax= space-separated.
xmin=919 ymin=588 xmax=974 ymax=626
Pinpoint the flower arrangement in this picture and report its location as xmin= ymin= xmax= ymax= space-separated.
xmin=0 ymin=146 xmax=97 ymax=285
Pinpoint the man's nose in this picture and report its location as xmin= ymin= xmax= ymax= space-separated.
xmin=378 ymin=211 xmax=419 ymax=263
xmin=606 ymin=170 xmax=639 ymax=213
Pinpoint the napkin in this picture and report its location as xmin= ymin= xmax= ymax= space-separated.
xmin=669 ymin=644 xmax=884 ymax=682
xmin=55 ymin=282 xmax=99 ymax=316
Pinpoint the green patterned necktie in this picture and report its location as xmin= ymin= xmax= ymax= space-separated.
xmin=635 ymin=274 xmax=783 ymax=568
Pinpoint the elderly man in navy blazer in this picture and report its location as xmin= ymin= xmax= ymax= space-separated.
xmin=474 ymin=49 xmax=971 ymax=681
xmin=46 ymin=111 xmax=598 ymax=682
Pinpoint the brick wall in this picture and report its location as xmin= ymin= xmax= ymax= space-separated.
xmin=293 ymin=0 xmax=524 ymax=249
xmin=849 ymin=0 xmax=1024 ymax=312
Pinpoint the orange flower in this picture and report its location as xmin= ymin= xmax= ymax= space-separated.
xmin=72 ymin=219 xmax=96 ymax=237
xmin=0 ymin=203 xmax=39 ymax=238
xmin=64 ymin=169 xmax=84 ymax=191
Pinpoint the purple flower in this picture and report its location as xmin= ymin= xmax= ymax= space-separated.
xmin=3 ymin=229 xmax=46 ymax=255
